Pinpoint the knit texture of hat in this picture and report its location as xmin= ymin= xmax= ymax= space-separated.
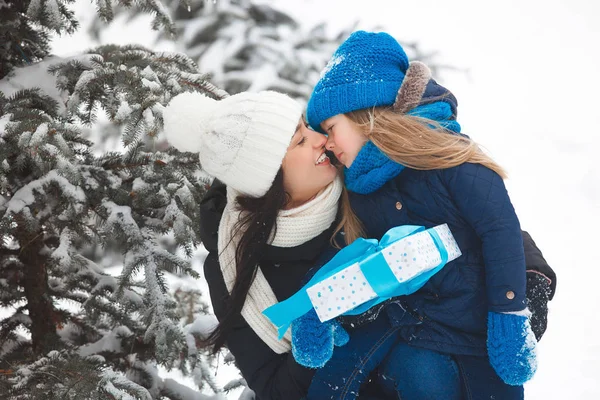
xmin=163 ymin=91 xmax=302 ymax=198
xmin=306 ymin=31 xmax=409 ymax=131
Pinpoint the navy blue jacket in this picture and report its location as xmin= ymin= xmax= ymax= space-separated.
xmin=349 ymin=162 xmax=527 ymax=356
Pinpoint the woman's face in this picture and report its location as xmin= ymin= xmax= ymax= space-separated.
xmin=321 ymin=114 xmax=368 ymax=168
xmin=282 ymin=118 xmax=338 ymax=207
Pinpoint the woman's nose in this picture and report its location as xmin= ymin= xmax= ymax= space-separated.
xmin=309 ymin=129 xmax=328 ymax=148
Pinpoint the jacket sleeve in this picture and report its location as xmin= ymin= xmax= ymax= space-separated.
xmin=522 ymin=230 xmax=556 ymax=300
xmin=199 ymin=183 xmax=315 ymax=400
xmin=203 ymin=253 xmax=314 ymax=400
xmin=441 ymin=163 xmax=527 ymax=313
xmin=522 ymin=231 xmax=555 ymax=341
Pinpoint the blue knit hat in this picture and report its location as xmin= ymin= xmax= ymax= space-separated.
xmin=306 ymin=31 xmax=409 ymax=131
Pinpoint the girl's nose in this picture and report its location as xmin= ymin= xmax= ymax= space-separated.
xmin=325 ymin=135 xmax=335 ymax=150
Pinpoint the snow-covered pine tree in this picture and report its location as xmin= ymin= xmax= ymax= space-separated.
xmin=164 ymin=0 xmax=356 ymax=99
xmin=87 ymin=0 xmax=356 ymax=101
xmin=87 ymin=0 xmax=458 ymax=103
xmin=0 ymin=1 xmax=230 ymax=398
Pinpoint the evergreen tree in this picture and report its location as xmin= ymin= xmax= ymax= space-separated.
xmin=87 ymin=0 xmax=458 ymax=103
xmin=0 ymin=1 xmax=231 ymax=398
xmin=163 ymin=0 xmax=353 ymax=100
xmin=87 ymin=0 xmax=356 ymax=101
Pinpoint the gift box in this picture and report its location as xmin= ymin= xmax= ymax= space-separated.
xmin=306 ymin=224 xmax=461 ymax=322
xmin=263 ymin=224 xmax=462 ymax=338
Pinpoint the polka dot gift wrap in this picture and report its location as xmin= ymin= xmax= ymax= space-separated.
xmin=306 ymin=224 xmax=462 ymax=322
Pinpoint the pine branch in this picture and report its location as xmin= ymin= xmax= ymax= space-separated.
xmin=0 ymin=248 xmax=19 ymax=256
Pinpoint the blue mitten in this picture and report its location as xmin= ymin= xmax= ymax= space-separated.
xmin=487 ymin=310 xmax=538 ymax=386
xmin=291 ymin=309 xmax=349 ymax=368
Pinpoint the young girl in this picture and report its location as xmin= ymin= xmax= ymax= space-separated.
xmin=304 ymin=31 xmax=555 ymax=400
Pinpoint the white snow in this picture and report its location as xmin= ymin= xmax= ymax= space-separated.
xmin=50 ymin=228 xmax=72 ymax=265
xmin=163 ymin=378 xmax=226 ymax=400
xmin=0 ymin=113 xmax=11 ymax=138
xmin=142 ymin=107 xmax=155 ymax=126
xmin=79 ymin=326 xmax=133 ymax=357
xmin=320 ymin=54 xmax=344 ymax=79
xmin=185 ymin=314 xmax=219 ymax=339
xmin=141 ymin=78 xmax=162 ymax=91
xmin=141 ymin=66 xmax=158 ymax=81
xmin=74 ymin=69 xmax=97 ymax=93
xmin=100 ymin=368 xmax=153 ymax=400
xmin=132 ymin=177 xmax=148 ymax=192
xmin=175 ymin=185 xmax=195 ymax=208
xmin=42 ymin=143 xmax=60 ymax=156
xmin=29 ymin=122 xmax=49 ymax=147
xmin=149 ymin=0 xmax=173 ymax=27
xmin=52 ymin=131 xmax=72 ymax=154
xmin=115 ymin=101 xmax=133 ymax=122
xmin=100 ymin=380 xmax=140 ymax=400
xmin=26 ymin=0 xmax=42 ymax=18
xmin=6 ymin=170 xmax=86 ymax=214
xmin=45 ymin=0 xmax=63 ymax=29
xmin=523 ymin=317 xmax=539 ymax=375
xmin=0 ymin=56 xmax=69 ymax=113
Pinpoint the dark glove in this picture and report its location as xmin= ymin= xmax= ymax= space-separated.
xmin=526 ymin=271 xmax=552 ymax=341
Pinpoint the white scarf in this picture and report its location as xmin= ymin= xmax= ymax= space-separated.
xmin=217 ymin=176 xmax=343 ymax=353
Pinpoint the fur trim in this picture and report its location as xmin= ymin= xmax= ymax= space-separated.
xmin=393 ymin=61 xmax=432 ymax=113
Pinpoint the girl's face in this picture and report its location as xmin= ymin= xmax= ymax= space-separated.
xmin=282 ymin=118 xmax=338 ymax=207
xmin=321 ymin=114 xmax=368 ymax=168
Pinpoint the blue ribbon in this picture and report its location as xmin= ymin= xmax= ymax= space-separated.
xmin=262 ymin=225 xmax=452 ymax=339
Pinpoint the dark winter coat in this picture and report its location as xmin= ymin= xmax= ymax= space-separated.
xmin=348 ymin=162 xmax=556 ymax=356
xmin=200 ymin=181 xmax=320 ymax=399
xmin=200 ymin=181 xmax=389 ymax=400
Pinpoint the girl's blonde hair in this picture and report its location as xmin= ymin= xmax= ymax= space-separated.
xmin=347 ymin=107 xmax=507 ymax=178
xmin=332 ymin=180 xmax=365 ymax=247
xmin=332 ymin=106 xmax=507 ymax=245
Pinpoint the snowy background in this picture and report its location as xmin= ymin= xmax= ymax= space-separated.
xmin=47 ymin=0 xmax=600 ymax=398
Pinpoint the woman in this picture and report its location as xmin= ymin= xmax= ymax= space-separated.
xmin=162 ymin=90 xmax=363 ymax=399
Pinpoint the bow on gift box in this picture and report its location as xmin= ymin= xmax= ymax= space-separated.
xmin=263 ymin=224 xmax=461 ymax=339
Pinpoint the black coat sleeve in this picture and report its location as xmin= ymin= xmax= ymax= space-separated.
xmin=199 ymin=182 xmax=315 ymax=400
xmin=522 ymin=230 xmax=556 ymax=341
xmin=522 ymin=230 xmax=556 ymax=300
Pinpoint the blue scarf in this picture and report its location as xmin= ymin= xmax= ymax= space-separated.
xmin=345 ymin=102 xmax=462 ymax=195
xmin=344 ymin=141 xmax=405 ymax=195
xmin=409 ymin=102 xmax=461 ymax=134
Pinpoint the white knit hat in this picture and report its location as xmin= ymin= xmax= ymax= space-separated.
xmin=162 ymin=91 xmax=303 ymax=197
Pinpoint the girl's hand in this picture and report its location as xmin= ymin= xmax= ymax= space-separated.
xmin=291 ymin=309 xmax=349 ymax=368
xmin=487 ymin=309 xmax=538 ymax=386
